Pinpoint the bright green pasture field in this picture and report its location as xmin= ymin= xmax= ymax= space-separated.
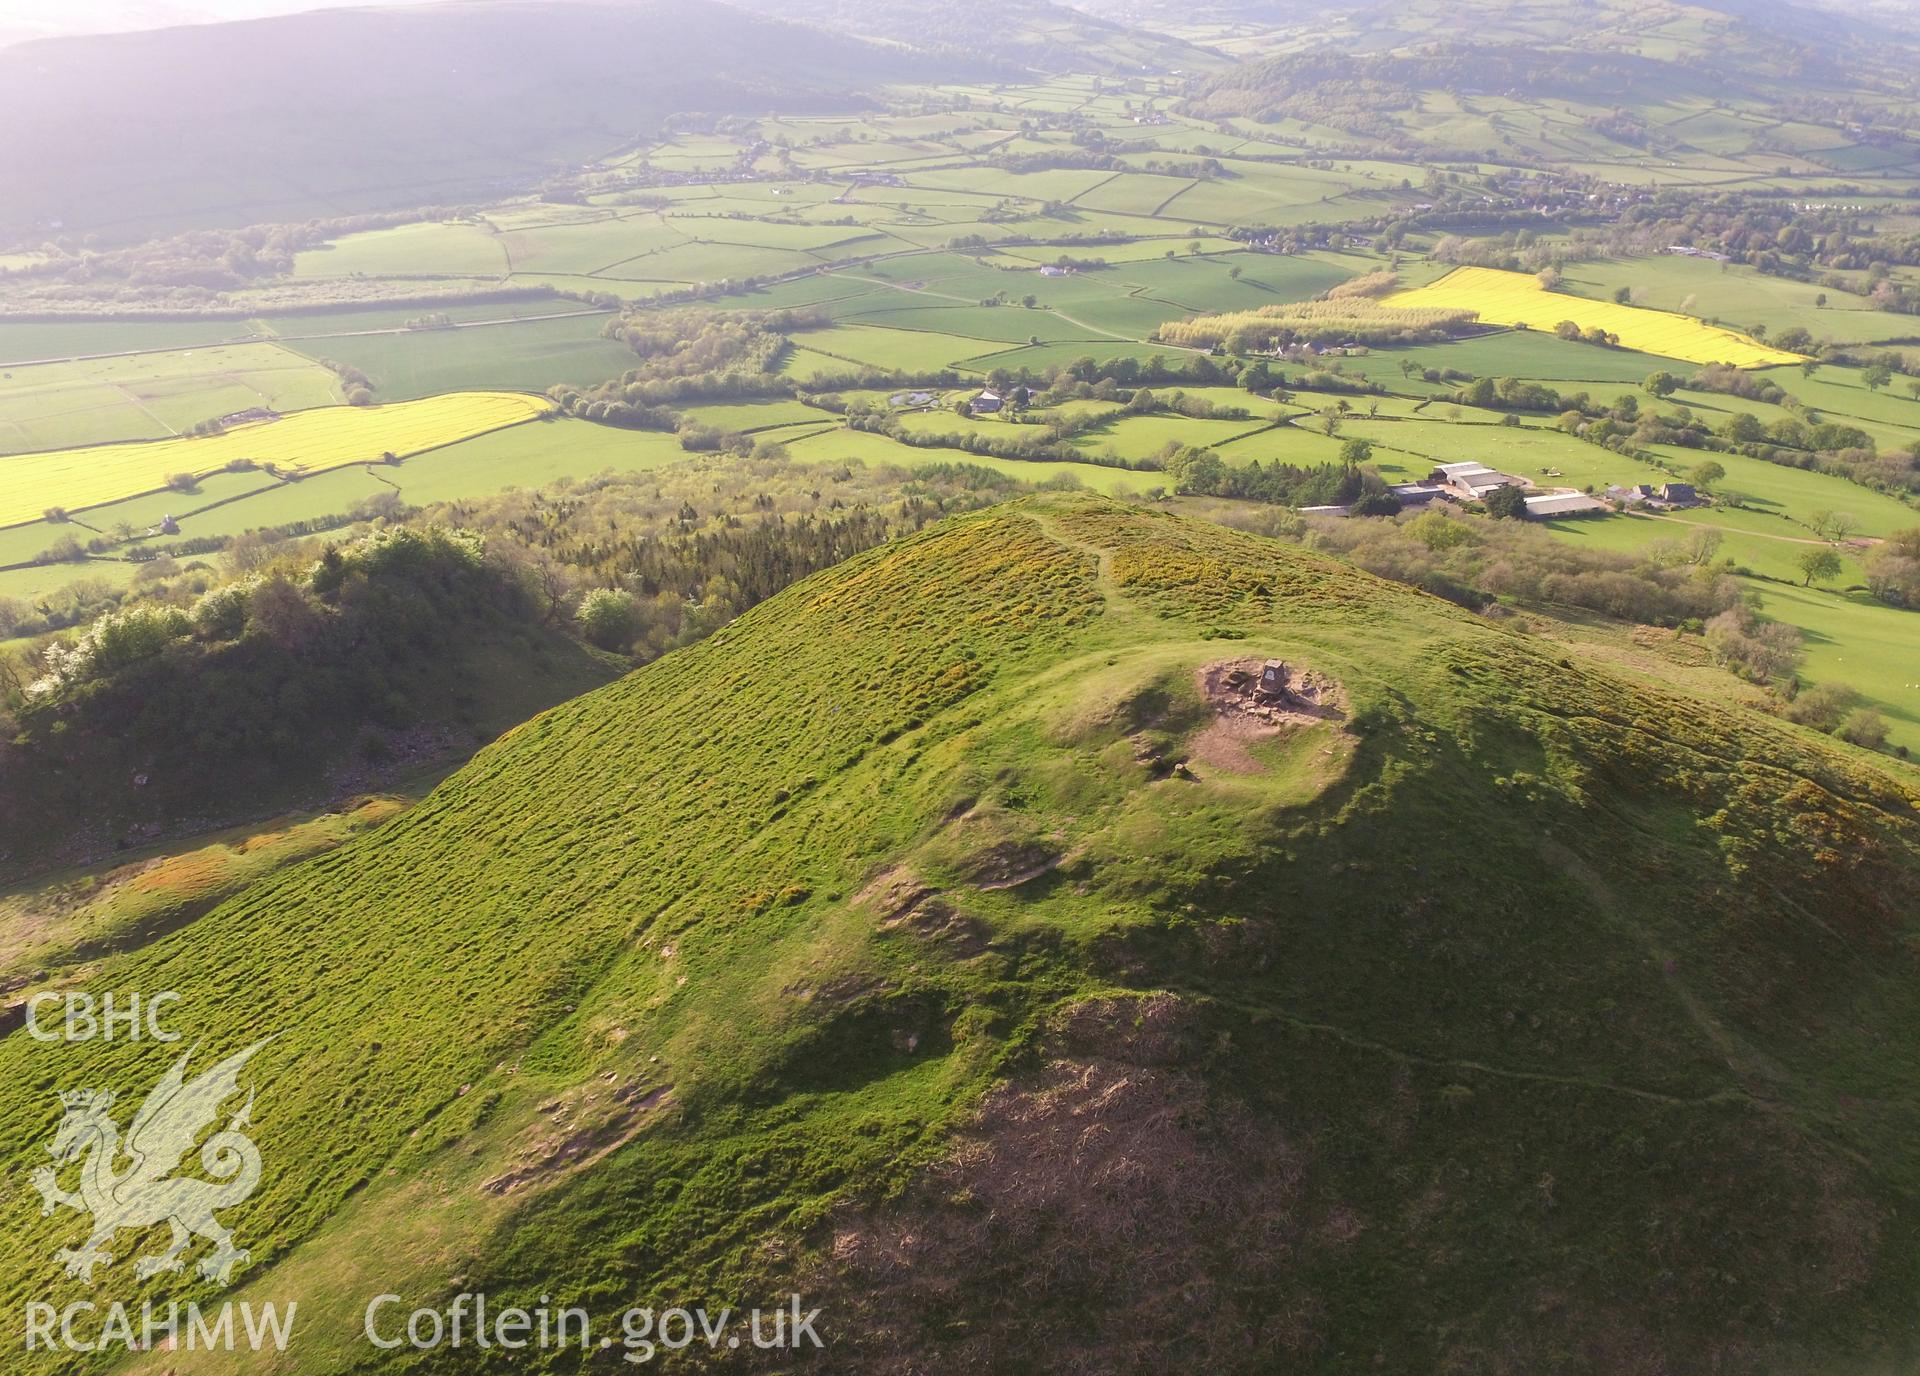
xmin=786 ymin=139 xmax=946 ymax=170
xmin=993 ymin=236 xmax=1243 ymax=265
xmin=1144 ymin=386 xmax=1274 ymax=414
xmin=1390 ymin=330 xmax=1689 ymax=382
xmin=1214 ymin=425 xmax=1350 ymax=465
xmin=1070 ymin=172 xmax=1197 ymax=216
xmin=890 ymin=409 xmax=1056 ymax=443
xmin=1041 ymin=209 xmax=1223 ymax=240
xmin=784 ymin=325 xmax=1004 ymax=376
xmin=0 ymin=471 xmax=278 ymax=563
xmin=1751 ymin=583 xmax=1920 ymax=751
xmin=291 ymin=221 xmax=510 ymax=279
xmin=1667 ymin=381 xmax=1920 ymax=455
xmin=1548 ymin=510 xmax=1919 ymax=749
xmin=663 ymin=219 xmax=882 ymax=253
xmin=659 ymin=183 xmax=841 ymax=211
xmin=1542 ymin=505 xmax=1862 ymax=584
xmin=0 ymin=557 xmax=140 ymax=602
xmin=903 ymin=167 xmax=1121 ymax=203
xmin=842 ymin=250 xmax=1359 ymax=341
xmin=0 ymin=515 xmax=91 ymax=569
xmin=0 ymin=517 xmax=72 ymax=568
xmin=361 ymin=419 xmax=690 ymax=505
xmin=595 ymin=241 xmax=821 ymax=284
xmin=1272 ymin=353 xmax=1455 ymax=398
xmin=257 ymin=300 xmax=603 ymax=335
xmin=276 ymin=315 xmax=635 ymax=400
xmin=848 ymin=218 xmax=998 ymax=251
xmin=780 ymin=424 xmax=1160 ymax=495
xmin=29 ymin=481 xmax=305 ymax=563
xmin=484 ymin=202 xmax=626 ymax=231
xmin=1069 ymin=413 xmax=1271 ymax=461
xmin=502 ymin=273 xmax=663 ymax=301
xmin=494 ymin=214 xmax=689 ymax=275
xmin=830 ymin=251 xmax=980 ymax=287
xmin=1210 ymin=159 xmax=1386 ymax=199
xmin=959 ymin=341 xmax=1204 ymax=374
xmin=1155 ymin=178 xmax=1374 ymax=227
xmin=679 ymin=399 xmax=833 ymax=432
xmin=1645 ymin=442 xmax=1919 ymax=537
xmin=0 ymin=344 xmax=343 ymax=454
xmin=130 ymin=464 xmax=404 ymax=540
xmin=830 ymin=301 xmax=1117 ymax=343
xmin=691 ymin=274 xmax=884 ymax=314
xmin=1757 ymin=366 xmax=1920 ymax=439
xmin=648 ymin=136 xmax=745 ymax=162
xmin=1116 ymin=252 xmax=1362 ymax=312
xmin=1356 ymin=395 xmax=1501 ymax=421
xmin=0 ymin=320 xmax=254 ymax=366
xmin=1557 ymin=257 xmax=1900 ymax=346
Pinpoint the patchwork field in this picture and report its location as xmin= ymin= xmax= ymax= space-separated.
xmin=1383 ymin=266 xmax=1807 ymax=367
xmin=274 ymin=313 xmax=635 ymax=400
xmin=784 ymin=325 xmax=1006 ymax=377
xmin=1556 ymin=257 xmax=1899 ymax=346
xmin=1 ymin=391 xmax=553 ymax=527
xmin=0 ymin=344 xmax=344 ymax=455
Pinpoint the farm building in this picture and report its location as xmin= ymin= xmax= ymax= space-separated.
xmin=1659 ymin=483 xmax=1700 ymax=507
xmin=1433 ymin=462 xmax=1524 ymax=501
xmin=1297 ymin=503 xmax=1352 ymax=518
xmin=1523 ymin=492 xmax=1609 ymax=519
xmin=1039 ymin=264 xmax=1071 ymax=277
xmin=972 ymin=390 xmax=1004 ymax=414
xmin=1389 ymin=483 xmax=1446 ymax=506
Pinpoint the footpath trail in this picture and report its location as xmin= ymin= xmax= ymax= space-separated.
xmin=1637 ymin=510 xmax=1871 ymax=547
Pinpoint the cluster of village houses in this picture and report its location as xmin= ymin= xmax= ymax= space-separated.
xmin=1302 ymin=461 xmax=1703 ymax=521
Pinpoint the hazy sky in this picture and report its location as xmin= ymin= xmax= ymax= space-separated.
xmin=0 ymin=0 xmax=345 ymax=44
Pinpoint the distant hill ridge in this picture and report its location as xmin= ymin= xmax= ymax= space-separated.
xmin=0 ymin=0 xmax=980 ymax=239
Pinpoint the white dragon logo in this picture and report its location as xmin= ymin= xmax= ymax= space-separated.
xmin=31 ymin=1038 xmax=271 ymax=1286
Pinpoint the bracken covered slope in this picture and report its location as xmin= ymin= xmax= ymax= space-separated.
xmin=3 ymin=495 xmax=1918 ymax=1374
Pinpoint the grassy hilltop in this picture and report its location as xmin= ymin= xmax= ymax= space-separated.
xmin=4 ymin=495 xmax=1920 ymax=1372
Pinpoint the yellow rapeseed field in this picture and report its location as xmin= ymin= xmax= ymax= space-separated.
xmin=1 ymin=391 xmax=553 ymax=528
xmin=1381 ymin=266 xmax=1805 ymax=368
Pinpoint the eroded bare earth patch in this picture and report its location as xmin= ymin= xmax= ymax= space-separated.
xmin=1189 ymin=657 xmax=1345 ymax=775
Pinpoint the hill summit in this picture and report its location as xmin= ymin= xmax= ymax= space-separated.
xmin=4 ymin=495 xmax=1918 ymax=1373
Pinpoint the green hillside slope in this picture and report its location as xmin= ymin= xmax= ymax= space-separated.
xmin=4 ymin=495 xmax=1918 ymax=1373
